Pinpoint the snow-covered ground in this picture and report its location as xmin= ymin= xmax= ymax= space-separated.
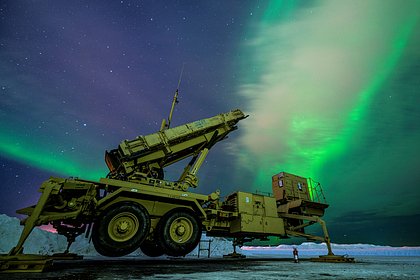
xmin=2 ymin=214 xmax=420 ymax=279
xmin=1 ymin=213 xmax=420 ymax=258
xmin=242 ymin=243 xmax=420 ymax=257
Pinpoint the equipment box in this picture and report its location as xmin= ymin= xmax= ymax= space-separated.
xmin=272 ymin=172 xmax=310 ymax=202
xmin=227 ymin=192 xmax=285 ymax=235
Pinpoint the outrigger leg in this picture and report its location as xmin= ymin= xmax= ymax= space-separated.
xmin=309 ymin=218 xmax=354 ymax=263
xmin=0 ymin=180 xmax=82 ymax=273
xmin=0 ymin=183 xmax=56 ymax=272
xmin=280 ymin=213 xmax=355 ymax=263
xmin=223 ymin=238 xmax=246 ymax=259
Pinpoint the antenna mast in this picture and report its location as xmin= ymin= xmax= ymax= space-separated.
xmin=161 ymin=63 xmax=185 ymax=131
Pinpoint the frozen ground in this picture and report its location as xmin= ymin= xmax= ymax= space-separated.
xmin=2 ymin=256 xmax=420 ymax=280
xmin=1 ymin=214 xmax=420 ymax=279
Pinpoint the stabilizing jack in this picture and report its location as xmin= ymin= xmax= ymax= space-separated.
xmin=280 ymin=213 xmax=355 ymax=263
xmin=223 ymin=238 xmax=246 ymax=259
xmin=0 ymin=181 xmax=83 ymax=273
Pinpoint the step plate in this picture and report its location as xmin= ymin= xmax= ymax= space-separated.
xmin=310 ymin=255 xmax=355 ymax=263
xmin=0 ymin=254 xmax=53 ymax=273
xmin=223 ymin=252 xmax=246 ymax=259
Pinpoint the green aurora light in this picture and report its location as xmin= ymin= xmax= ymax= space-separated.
xmin=292 ymin=16 xmax=418 ymax=180
xmin=0 ymin=124 xmax=106 ymax=180
xmin=236 ymin=0 xmax=419 ymax=193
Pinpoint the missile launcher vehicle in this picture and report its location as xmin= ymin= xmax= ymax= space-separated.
xmin=0 ymin=93 xmax=353 ymax=272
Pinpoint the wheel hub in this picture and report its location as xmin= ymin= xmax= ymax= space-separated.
xmin=108 ymin=212 xmax=139 ymax=242
xmin=117 ymin=221 xmax=129 ymax=232
xmin=176 ymin=225 xmax=185 ymax=235
xmin=170 ymin=217 xmax=193 ymax=244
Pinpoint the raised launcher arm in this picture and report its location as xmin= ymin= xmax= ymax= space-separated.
xmin=105 ymin=109 xmax=247 ymax=187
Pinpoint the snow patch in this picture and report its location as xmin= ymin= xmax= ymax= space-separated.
xmin=0 ymin=214 xmax=237 ymax=257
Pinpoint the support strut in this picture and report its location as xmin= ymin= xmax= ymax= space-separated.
xmin=279 ymin=213 xmax=355 ymax=263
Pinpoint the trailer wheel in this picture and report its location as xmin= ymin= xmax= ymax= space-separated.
xmin=140 ymin=240 xmax=165 ymax=257
xmin=92 ymin=203 xmax=150 ymax=257
xmin=157 ymin=209 xmax=201 ymax=257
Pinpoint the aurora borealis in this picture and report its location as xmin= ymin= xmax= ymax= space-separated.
xmin=1 ymin=1 xmax=419 ymax=246
xmin=234 ymin=1 xmax=420 ymax=244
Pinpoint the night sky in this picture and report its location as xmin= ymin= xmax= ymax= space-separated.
xmin=1 ymin=1 xmax=419 ymax=246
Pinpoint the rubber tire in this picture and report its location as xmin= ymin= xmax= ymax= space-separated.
xmin=140 ymin=240 xmax=165 ymax=257
xmin=92 ymin=203 xmax=150 ymax=257
xmin=157 ymin=209 xmax=201 ymax=257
